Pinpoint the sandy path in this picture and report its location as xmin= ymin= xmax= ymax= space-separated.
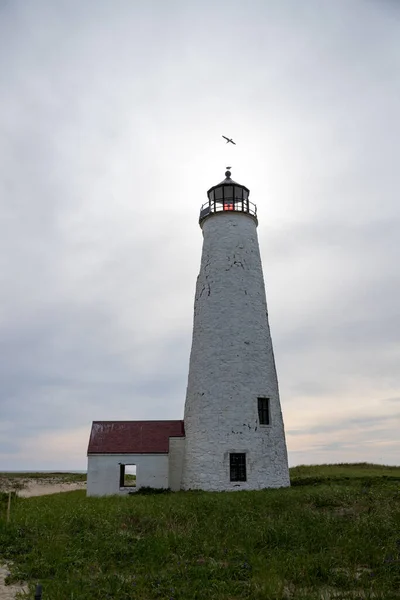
xmin=0 ymin=566 xmax=28 ymax=600
xmin=18 ymin=481 xmax=86 ymax=497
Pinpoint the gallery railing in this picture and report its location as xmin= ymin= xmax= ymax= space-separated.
xmin=199 ymin=199 xmax=257 ymax=224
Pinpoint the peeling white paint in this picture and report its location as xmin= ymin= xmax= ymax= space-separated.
xmin=168 ymin=437 xmax=185 ymax=491
xmin=181 ymin=211 xmax=290 ymax=491
xmin=87 ymin=454 xmax=169 ymax=496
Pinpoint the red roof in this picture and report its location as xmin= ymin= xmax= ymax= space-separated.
xmin=87 ymin=420 xmax=185 ymax=454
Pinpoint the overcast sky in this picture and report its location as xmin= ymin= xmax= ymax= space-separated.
xmin=0 ymin=0 xmax=399 ymax=471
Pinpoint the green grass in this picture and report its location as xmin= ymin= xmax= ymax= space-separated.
xmin=290 ymin=462 xmax=400 ymax=488
xmin=1 ymin=464 xmax=400 ymax=599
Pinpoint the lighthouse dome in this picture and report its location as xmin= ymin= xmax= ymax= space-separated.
xmin=199 ymin=169 xmax=257 ymax=225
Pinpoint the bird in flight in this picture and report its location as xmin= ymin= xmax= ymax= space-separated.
xmin=222 ymin=135 xmax=236 ymax=145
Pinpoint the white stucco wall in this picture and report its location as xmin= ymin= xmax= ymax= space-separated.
xmin=87 ymin=453 xmax=169 ymax=496
xmin=181 ymin=211 xmax=290 ymax=491
xmin=168 ymin=437 xmax=185 ymax=491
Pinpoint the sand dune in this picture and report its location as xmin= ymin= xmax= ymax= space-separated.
xmin=18 ymin=480 xmax=86 ymax=497
xmin=1 ymin=476 xmax=86 ymax=498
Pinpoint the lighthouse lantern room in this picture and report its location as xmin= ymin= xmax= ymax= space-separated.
xmin=199 ymin=170 xmax=257 ymax=223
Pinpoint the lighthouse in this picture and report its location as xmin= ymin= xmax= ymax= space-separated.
xmin=181 ymin=169 xmax=290 ymax=491
xmin=86 ymin=168 xmax=290 ymax=497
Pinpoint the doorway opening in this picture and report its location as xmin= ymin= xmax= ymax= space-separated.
xmin=119 ymin=464 xmax=136 ymax=488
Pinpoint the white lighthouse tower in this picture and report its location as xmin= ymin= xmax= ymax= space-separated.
xmin=181 ymin=169 xmax=290 ymax=491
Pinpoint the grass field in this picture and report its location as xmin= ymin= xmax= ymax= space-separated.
xmin=1 ymin=464 xmax=400 ymax=599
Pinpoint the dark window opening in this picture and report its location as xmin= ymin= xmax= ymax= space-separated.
xmin=230 ymin=453 xmax=246 ymax=481
xmin=258 ymin=397 xmax=270 ymax=425
xmin=119 ymin=464 xmax=136 ymax=488
xmin=225 ymin=185 xmax=233 ymax=198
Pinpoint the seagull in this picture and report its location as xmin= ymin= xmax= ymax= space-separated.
xmin=222 ymin=135 xmax=236 ymax=145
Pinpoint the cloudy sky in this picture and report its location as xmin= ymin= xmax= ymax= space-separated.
xmin=0 ymin=0 xmax=399 ymax=471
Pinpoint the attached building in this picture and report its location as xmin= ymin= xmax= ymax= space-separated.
xmin=87 ymin=420 xmax=185 ymax=496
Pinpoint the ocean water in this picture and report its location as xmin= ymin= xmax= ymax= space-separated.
xmin=0 ymin=470 xmax=87 ymax=474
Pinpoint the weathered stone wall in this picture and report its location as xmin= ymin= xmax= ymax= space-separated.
xmin=181 ymin=211 xmax=290 ymax=491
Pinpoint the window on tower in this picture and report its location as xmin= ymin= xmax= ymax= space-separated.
xmin=230 ymin=453 xmax=247 ymax=481
xmin=258 ymin=397 xmax=270 ymax=425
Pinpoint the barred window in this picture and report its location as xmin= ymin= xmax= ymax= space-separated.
xmin=230 ymin=453 xmax=246 ymax=482
xmin=258 ymin=397 xmax=270 ymax=425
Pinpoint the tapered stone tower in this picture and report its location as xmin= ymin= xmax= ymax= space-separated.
xmin=181 ymin=170 xmax=290 ymax=491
